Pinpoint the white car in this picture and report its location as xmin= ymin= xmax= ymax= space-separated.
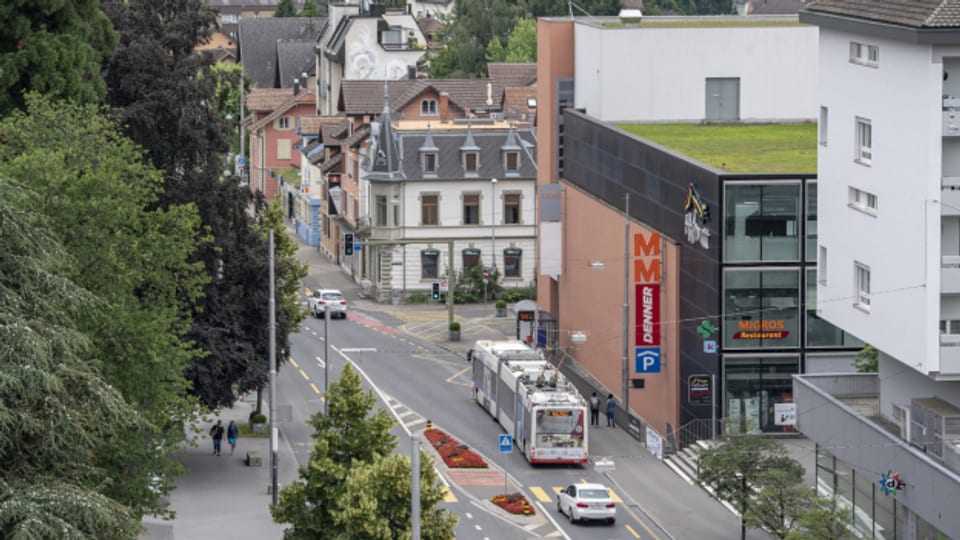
xmin=556 ymin=483 xmax=616 ymax=525
xmin=312 ymin=289 xmax=348 ymax=319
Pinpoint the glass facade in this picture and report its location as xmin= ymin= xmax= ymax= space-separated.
xmin=723 ymin=355 xmax=799 ymax=434
xmin=816 ymin=446 xmax=951 ymax=539
xmin=723 ymin=269 xmax=801 ymax=349
xmin=724 ymin=183 xmax=801 ymax=262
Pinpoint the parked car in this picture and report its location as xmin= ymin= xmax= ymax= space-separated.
xmin=556 ymin=483 xmax=616 ymax=525
xmin=313 ymin=289 xmax=348 ymax=319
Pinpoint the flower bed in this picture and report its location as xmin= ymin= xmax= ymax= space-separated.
xmin=491 ymin=493 xmax=535 ymax=515
xmin=423 ymin=428 xmax=488 ymax=469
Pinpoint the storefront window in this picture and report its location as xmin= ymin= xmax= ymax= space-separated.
xmin=724 ymin=183 xmax=801 ymax=262
xmin=805 ymin=270 xmax=865 ymax=348
xmin=723 ymin=355 xmax=799 ymax=434
xmin=724 ymin=269 xmax=800 ymax=349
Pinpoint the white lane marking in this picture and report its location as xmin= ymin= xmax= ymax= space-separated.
xmin=315 ymin=355 xmax=325 ymax=367
xmin=464 ymin=512 xmax=473 ymax=520
xmin=340 ymin=347 xmax=376 ymax=352
xmin=535 ymin=500 xmax=572 ymax=540
xmin=333 ymin=345 xmax=411 ymax=438
xmin=474 ymin=525 xmax=482 ymax=531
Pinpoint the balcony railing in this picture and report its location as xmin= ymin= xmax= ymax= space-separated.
xmin=793 ymin=373 xmax=960 ymax=535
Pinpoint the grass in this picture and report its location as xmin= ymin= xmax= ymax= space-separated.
xmin=602 ymin=20 xmax=804 ymax=28
xmin=618 ymin=123 xmax=817 ymax=173
xmin=238 ymin=424 xmax=269 ymax=438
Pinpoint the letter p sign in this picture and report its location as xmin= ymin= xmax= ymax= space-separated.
xmin=635 ymin=348 xmax=661 ymax=373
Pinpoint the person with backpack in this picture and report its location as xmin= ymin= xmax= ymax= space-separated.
xmin=589 ymin=392 xmax=600 ymax=427
xmin=210 ymin=419 xmax=225 ymax=456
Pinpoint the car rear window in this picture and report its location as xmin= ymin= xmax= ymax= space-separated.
xmin=579 ymin=489 xmax=609 ymax=499
xmin=322 ymin=293 xmax=343 ymax=301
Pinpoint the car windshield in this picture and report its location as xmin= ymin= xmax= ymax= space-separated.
xmin=321 ymin=293 xmax=343 ymax=301
xmin=578 ymin=489 xmax=609 ymax=499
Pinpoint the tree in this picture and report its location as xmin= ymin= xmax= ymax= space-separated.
xmin=272 ymin=364 xmax=397 ymax=536
xmin=788 ymin=494 xmax=855 ymax=540
xmin=259 ymin=199 xmax=309 ymax=338
xmin=0 ymin=175 xmax=144 ymax=538
xmin=0 ymin=94 xmax=205 ymax=517
xmin=0 ymin=0 xmax=117 ymax=115
xmin=275 ymin=0 xmax=298 ymax=17
xmin=853 ymin=344 xmax=878 ymax=373
xmin=698 ymin=434 xmax=805 ymax=539
xmin=102 ymin=0 xmax=302 ymax=409
xmin=748 ymin=469 xmax=815 ymax=539
xmin=503 ymin=18 xmax=537 ymax=62
xmin=334 ymin=453 xmax=458 ymax=539
xmin=428 ymin=0 xmax=523 ymax=78
xmin=300 ymin=0 xmax=320 ymax=16
xmin=209 ymin=62 xmax=247 ymax=156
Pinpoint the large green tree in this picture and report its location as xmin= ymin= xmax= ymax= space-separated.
xmin=275 ymin=0 xmax=298 ymax=17
xmin=486 ymin=18 xmax=537 ymax=63
xmin=0 ymin=94 xmax=205 ymax=517
xmin=748 ymin=469 xmax=814 ymax=539
xmin=0 ymin=176 xmax=143 ymax=538
xmin=102 ymin=0 xmax=302 ymax=409
xmin=788 ymin=495 xmax=855 ymax=540
xmin=0 ymin=0 xmax=117 ymax=115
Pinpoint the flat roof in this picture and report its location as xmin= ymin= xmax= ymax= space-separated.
xmin=617 ymin=123 xmax=817 ymax=174
xmin=542 ymin=14 xmax=804 ymax=29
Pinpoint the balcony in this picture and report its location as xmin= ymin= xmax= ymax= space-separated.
xmin=942 ymin=178 xmax=960 ymax=217
xmin=940 ymin=334 xmax=960 ymax=374
xmin=942 ymin=255 xmax=960 ymax=293
xmin=793 ymin=373 xmax=960 ymax=535
xmin=368 ymin=225 xmax=402 ymax=242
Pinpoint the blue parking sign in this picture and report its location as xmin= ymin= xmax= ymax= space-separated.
xmin=635 ymin=348 xmax=661 ymax=373
xmin=498 ymin=434 xmax=513 ymax=453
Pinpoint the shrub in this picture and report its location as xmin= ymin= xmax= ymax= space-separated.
xmin=406 ymin=292 xmax=430 ymax=304
xmin=495 ymin=300 xmax=507 ymax=309
xmin=424 ymin=428 xmax=487 ymax=468
xmin=448 ymin=321 xmax=461 ymax=331
xmin=499 ymin=285 xmax=536 ymax=303
xmin=250 ymin=413 xmax=267 ymax=425
xmin=491 ymin=493 xmax=536 ymax=515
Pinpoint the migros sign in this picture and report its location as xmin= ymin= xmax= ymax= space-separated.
xmin=732 ymin=319 xmax=789 ymax=340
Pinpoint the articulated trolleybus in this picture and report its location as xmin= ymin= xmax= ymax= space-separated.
xmin=470 ymin=340 xmax=588 ymax=464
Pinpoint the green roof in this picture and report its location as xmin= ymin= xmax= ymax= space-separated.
xmin=617 ymin=123 xmax=817 ymax=174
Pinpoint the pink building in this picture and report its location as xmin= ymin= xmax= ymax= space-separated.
xmin=244 ymin=88 xmax=317 ymax=201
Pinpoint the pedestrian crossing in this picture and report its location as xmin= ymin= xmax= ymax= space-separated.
xmin=527 ymin=485 xmax=623 ymax=504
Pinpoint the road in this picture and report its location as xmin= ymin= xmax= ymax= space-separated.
xmin=277 ymin=304 xmax=671 ymax=540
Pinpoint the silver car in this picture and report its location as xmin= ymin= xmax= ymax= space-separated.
xmin=556 ymin=483 xmax=616 ymax=525
xmin=313 ymin=289 xmax=348 ymax=319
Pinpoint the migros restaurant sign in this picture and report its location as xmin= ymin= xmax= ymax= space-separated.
xmin=732 ymin=319 xmax=789 ymax=340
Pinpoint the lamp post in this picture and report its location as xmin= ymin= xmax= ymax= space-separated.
xmin=735 ymin=471 xmax=747 ymax=540
xmin=621 ymin=193 xmax=630 ymax=424
xmin=491 ymin=178 xmax=498 ymax=272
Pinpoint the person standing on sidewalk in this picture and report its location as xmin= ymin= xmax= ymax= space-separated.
xmin=210 ymin=420 xmax=225 ymax=456
xmin=605 ymin=394 xmax=616 ymax=427
xmin=226 ymin=420 xmax=239 ymax=456
xmin=589 ymin=392 xmax=600 ymax=427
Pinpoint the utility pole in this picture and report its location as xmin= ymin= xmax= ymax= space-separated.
xmin=324 ymin=302 xmax=330 ymax=415
xmin=239 ymin=67 xmax=245 ymax=179
xmin=268 ymin=230 xmax=278 ymax=505
xmin=621 ymin=193 xmax=630 ymax=423
xmin=411 ymin=434 xmax=421 ymax=539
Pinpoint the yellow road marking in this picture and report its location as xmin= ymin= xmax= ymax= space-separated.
xmin=310 ymin=383 xmax=320 ymax=395
xmin=441 ymin=485 xmax=457 ymax=503
xmin=446 ymin=366 xmax=471 ymax=384
xmin=624 ymin=524 xmax=641 ymax=538
xmin=289 ymin=358 xmax=299 ymax=368
xmin=299 ymin=369 xmax=309 ymax=380
xmin=529 ymin=486 xmax=552 ymax=502
xmin=551 ymin=486 xmax=563 ymax=495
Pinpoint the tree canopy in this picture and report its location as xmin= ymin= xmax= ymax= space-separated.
xmin=0 ymin=175 xmax=144 ymax=539
xmin=275 ymin=0 xmax=298 ymax=17
xmin=0 ymin=0 xmax=117 ymax=115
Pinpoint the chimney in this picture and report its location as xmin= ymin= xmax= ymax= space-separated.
xmin=293 ymin=78 xmax=300 ymax=96
xmin=439 ymin=92 xmax=449 ymax=123
xmin=408 ymin=65 xmax=416 ymax=80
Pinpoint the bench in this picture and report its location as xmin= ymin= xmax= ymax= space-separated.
xmin=245 ymin=451 xmax=263 ymax=467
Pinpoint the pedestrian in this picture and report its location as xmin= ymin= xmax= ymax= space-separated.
xmin=589 ymin=392 xmax=600 ymax=427
xmin=210 ymin=419 xmax=224 ymax=456
xmin=606 ymin=394 xmax=616 ymax=427
xmin=227 ymin=420 xmax=239 ymax=456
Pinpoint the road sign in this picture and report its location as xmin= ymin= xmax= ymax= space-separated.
xmin=498 ymin=434 xmax=513 ymax=453
xmin=635 ymin=348 xmax=661 ymax=373
xmin=703 ymin=340 xmax=717 ymax=353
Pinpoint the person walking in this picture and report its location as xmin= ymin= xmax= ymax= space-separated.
xmin=605 ymin=394 xmax=616 ymax=427
xmin=589 ymin=392 xmax=600 ymax=427
xmin=210 ymin=419 xmax=225 ymax=456
xmin=226 ymin=420 xmax=239 ymax=456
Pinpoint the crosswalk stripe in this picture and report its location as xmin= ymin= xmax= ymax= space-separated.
xmin=529 ymin=486 xmax=552 ymax=502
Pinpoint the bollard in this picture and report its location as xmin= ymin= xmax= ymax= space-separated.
xmin=425 ymin=419 xmax=433 ymax=430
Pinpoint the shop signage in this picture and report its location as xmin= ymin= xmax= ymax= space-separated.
xmin=633 ymin=231 xmax=662 ymax=374
xmin=703 ymin=340 xmax=717 ymax=353
xmin=733 ymin=319 xmax=789 ymax=340
xmin=683 ymin=182 xmax=710 ymax=250
xmin=688 ymin=375 xmax=711 ymax=404
xmin=879 ymin=470 xmax=904 ymax=496
xmin=774 ymin=403 xmax=797 ymax=425
xmin=645 ymin=426 xmax=663 ymax=460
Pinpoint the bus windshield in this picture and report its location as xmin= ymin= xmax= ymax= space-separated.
xmin=535 ymin=408 xmax=584 ymax=448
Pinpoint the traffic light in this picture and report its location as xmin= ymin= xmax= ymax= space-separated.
xmin=344 ymin=233 xmax=354 ymax=255
xmin=431 ymin=282 xmax=440 ymax=300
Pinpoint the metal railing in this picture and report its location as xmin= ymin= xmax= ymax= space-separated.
xmin=675 ymin=418 xmax=722 ymax=451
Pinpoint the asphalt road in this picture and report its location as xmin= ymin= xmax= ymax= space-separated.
xmin=278 ymin=302 xmax=670 ymax=540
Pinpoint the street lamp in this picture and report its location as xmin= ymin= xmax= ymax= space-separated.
xmin=491 ymin=178 xmax=498 ymax=271
xmin=735 ymin=471 xmax=747 ymax=540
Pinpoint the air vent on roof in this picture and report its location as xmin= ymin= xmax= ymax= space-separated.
xmin=619 ymin=9 xmax=642 ymax=25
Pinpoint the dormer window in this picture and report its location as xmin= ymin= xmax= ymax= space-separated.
xmin=504 ymin=151 xmax=520 ymax=172
xmin=421 ymin=99 xmax=438 ymax=116
xmin=464 ymin=152 xmax=479 ymax=172
xmin=423 ymin=152 xmax=438 ymax=174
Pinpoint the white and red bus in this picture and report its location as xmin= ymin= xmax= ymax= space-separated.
xmin=470 ymin=340 xmax=588 ymax=464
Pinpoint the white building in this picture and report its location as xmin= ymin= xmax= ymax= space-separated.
xmin=796 ymin=1 xmax=960 ymax=538
xmin=359 ymin=101 xmax=537 ymax=302
xmin=573 ymin=14 xmax=818 ymax=123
